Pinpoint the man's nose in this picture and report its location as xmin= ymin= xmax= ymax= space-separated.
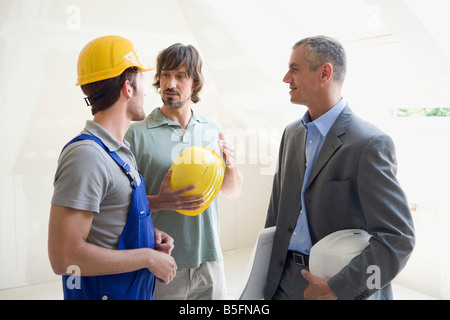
xmin=283 ymin=71 xmax=291 ymax=83
xmin=167 ymin=76 xmax=177 ymax=89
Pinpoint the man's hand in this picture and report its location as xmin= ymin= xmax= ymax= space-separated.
xmin=218 ymin=131 xmax=243 ymax=200
xmin=147 ymin=249 xmax=177 ymax=284
xmin=301 ymin=269 xmax=337 ymax=300
xmin=148 ymin=169 xmax=204 ymax=212
xmin=154 ymin=228 xmax=174 ymax=255
xmin=218 ymin=131 xmax=236 ymax=169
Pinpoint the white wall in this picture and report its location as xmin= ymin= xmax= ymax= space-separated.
xmin=1 ymin=0 xmax=449 ymax=299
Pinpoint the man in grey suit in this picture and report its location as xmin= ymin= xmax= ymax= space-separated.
xmin=264 ymin=36 xmax=415 ymax=300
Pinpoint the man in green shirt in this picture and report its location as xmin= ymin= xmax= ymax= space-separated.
xmin=126 ymin=43 xmax=243 ymax=299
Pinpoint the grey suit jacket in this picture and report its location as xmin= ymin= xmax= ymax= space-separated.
xmin=264 ymin=106 xmax=415 ymax=300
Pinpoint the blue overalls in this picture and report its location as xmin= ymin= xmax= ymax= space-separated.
xmin=60 ymin=134 xmax=156 ymax=300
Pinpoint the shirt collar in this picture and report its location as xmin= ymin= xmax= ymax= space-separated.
xmin=84 ymin=120 xmax=129 ymax=152
xmin=301 ymin=98 xmax=347 ymax=136
xmin=146 ymin=107 xmax=207 ymax=129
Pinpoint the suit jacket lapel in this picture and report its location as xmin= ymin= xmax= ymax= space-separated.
xmin=306 ymin=106 xmax=352 ymax=189
xmin=293 ymin=124 xmax=307 ymax=185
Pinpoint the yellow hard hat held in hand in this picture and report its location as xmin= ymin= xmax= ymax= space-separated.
xmin=169 ymin=146 xmax=225 ymax=216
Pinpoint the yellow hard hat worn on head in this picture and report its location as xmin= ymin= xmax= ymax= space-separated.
xmin=169 ymin=146 xmax=225 ymax=216
xmin=76 ymin=35 xmax=154 ymax=86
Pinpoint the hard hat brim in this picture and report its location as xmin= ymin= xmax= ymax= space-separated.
xmin=76 ymin=63 xmax=155 ymax=86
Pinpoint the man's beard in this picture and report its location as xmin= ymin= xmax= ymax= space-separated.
xmin=162 ymin=89 xmax=190 ymax=109
xmin=162 ymin=97 xmax=184 ymax=109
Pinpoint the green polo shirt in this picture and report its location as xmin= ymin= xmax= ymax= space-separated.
xmin=125 ymin=108 xmax=224 ymax=269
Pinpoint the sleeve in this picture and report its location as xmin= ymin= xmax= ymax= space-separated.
xmin=328 ymin=134 xmax=415 ymax=299
xmin=265 ymin=128 xmax=287 ymax=228
xmin=51 ymin=143 xmax=111 ymax=213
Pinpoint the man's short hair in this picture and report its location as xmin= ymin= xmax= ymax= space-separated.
xmin=293 ymin=36 xmax=347 ymax=84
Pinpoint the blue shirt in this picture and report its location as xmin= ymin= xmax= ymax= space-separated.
xmin=288 ymin=99 xmax=347 ymax=254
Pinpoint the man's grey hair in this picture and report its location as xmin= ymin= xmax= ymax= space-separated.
xmin=293 ymin=35 xmax=347 ymax=84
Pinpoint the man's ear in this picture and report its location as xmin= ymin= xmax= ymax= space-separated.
xmin=121 ymin=80 xmax=133 ymax=99
xmin=320 ymin=62 xmax=333 ymax=84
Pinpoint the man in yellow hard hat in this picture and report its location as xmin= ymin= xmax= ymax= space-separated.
xmin=126 ymin=43 xmax=243 ymax=299
xmin=48 ymin=35 xmax=177 ymax=300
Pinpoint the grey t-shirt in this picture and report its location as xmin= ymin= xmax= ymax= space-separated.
xmin=51 ymin=120 xmax=141 ymax=249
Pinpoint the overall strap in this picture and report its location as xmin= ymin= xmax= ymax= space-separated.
xmin=62 ymin=134 xmax=138 ymax=189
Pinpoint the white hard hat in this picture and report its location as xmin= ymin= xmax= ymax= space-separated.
xmin=309 ymin=229 xmax=371 ymax=281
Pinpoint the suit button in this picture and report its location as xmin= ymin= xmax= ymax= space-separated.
xmin=288 ymin=227 xmax=294 ymax=233
xmin=102 ymin=295 xmax=108 ymax=300
xmin=279 ymin=260 xmax=284 ymax=267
